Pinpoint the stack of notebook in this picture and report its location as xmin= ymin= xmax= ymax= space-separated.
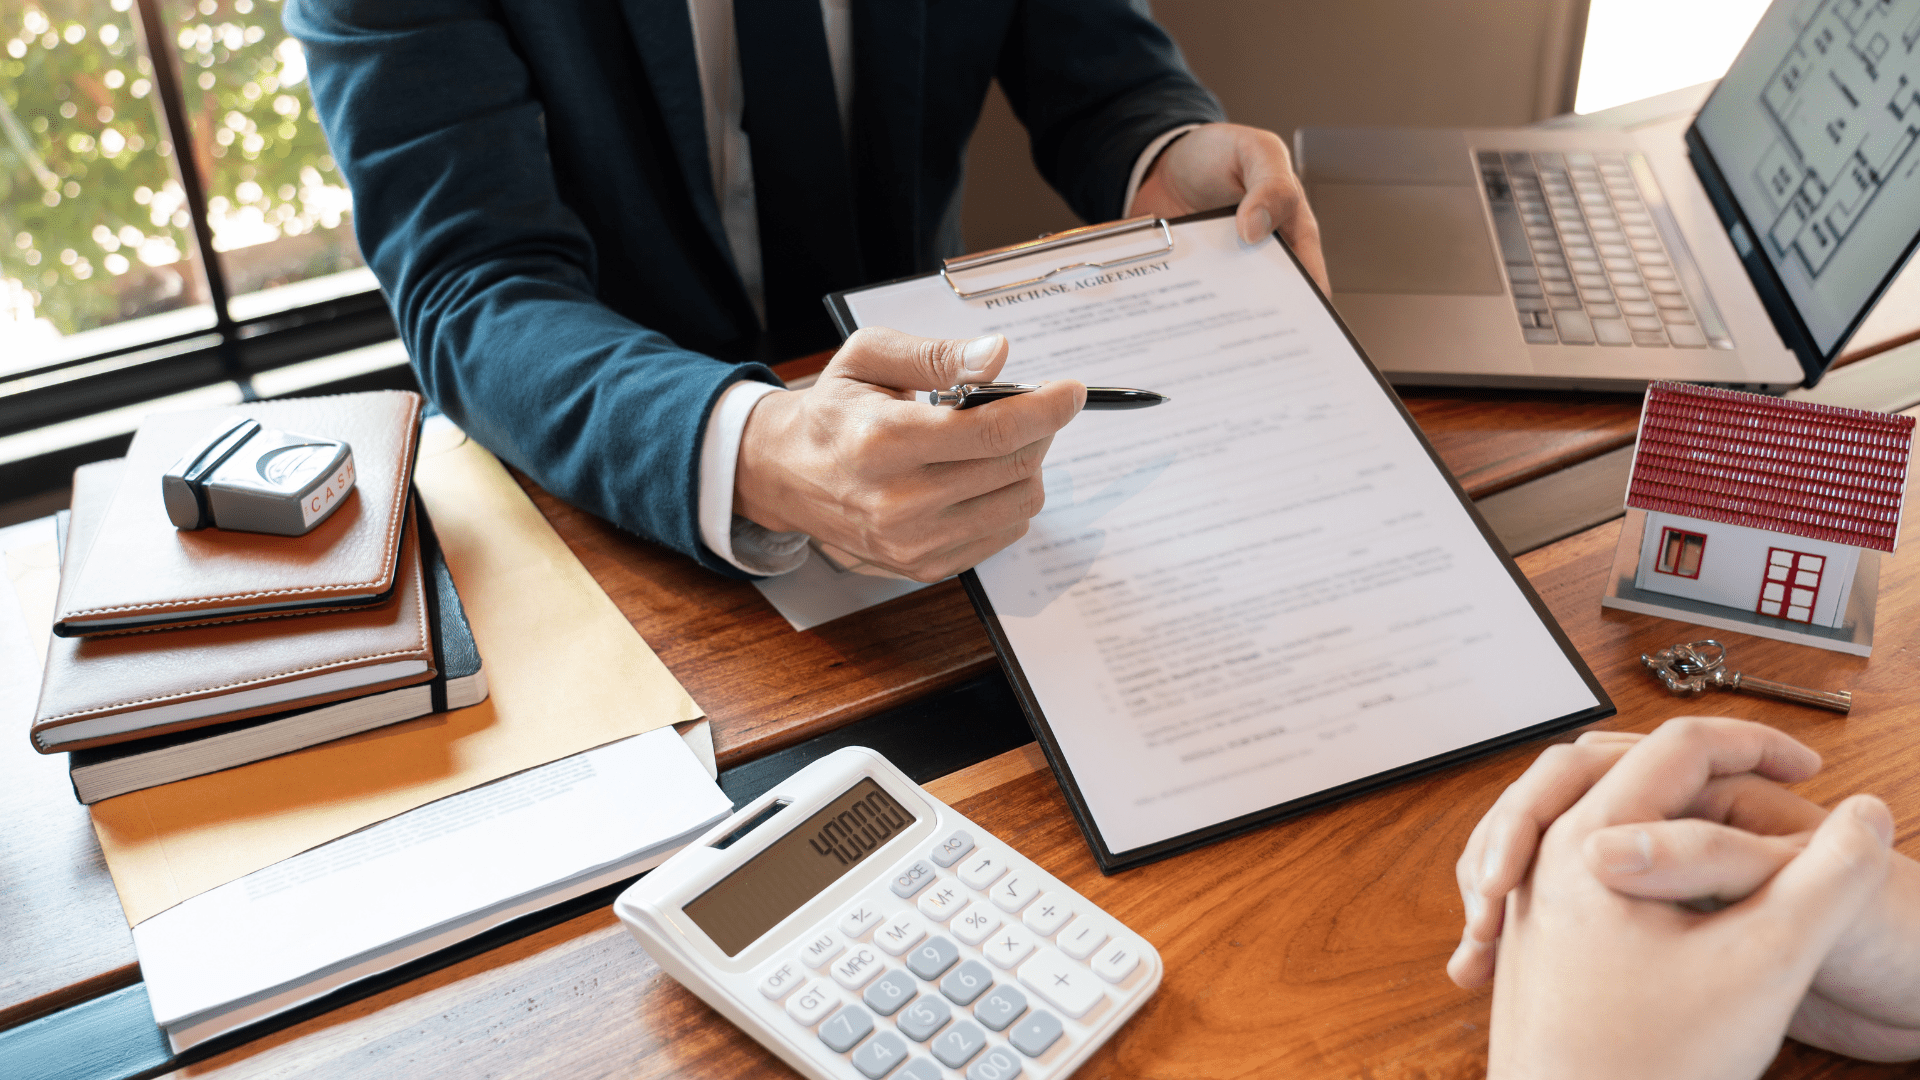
xmin=29 ymin=390 xmax=488 ymax=802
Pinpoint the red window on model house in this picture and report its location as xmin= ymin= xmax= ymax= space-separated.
xmin=1758 ymin=548 xmax=1824 ymax=623
xmin=1655 ymin=528 xmax=1706 ymax=578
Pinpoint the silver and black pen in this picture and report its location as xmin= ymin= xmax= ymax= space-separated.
xmin=926 ymin=382 xmax=1169 ymax=410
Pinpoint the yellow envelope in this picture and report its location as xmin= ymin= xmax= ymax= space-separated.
xmin=89 ymin=423 xmax=702 ymax=926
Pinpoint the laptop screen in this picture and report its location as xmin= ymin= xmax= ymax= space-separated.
xmin=1694 ymin=0 xmax=1920 ymax=355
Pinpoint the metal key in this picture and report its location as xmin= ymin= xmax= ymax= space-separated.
xmin=1641 ymin=640 xmax=1850 ymax=714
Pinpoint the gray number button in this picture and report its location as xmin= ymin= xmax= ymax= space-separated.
xmin=819 ymin=1004 xmax=875 ymax=1053
xmin=967 ymin=1045 xmax=1023 ymax=1080
xmin=896 ymin=992 xmax=952 ymax=1042
xmin=863 ymin=969 xmax=918 ymax=1017
xmin=906 ymin=935 xmax=960 ymax=980
xmin=1009 ymin=1009 xmax=1063 ymax=1057
xmin=930 ymin=1019 xmax=987 ymax=1068
xmin=890 ymin=859 xmax=937 ymax=898
xmin=896 ymin=1059 xmax=942 ymax=1080
xmin=973 ymin=983 xmax=1027 ymax=1031
xmin=940 ymin=959 xmax=994 ymax=1005
xmin=851 ymin=1030 xmax=910 ymax=1079
xmin=930 ymin=829 xmax=975 ymax=867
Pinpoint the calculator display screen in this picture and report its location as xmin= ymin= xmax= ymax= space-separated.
xmin=684 ymin=778 xmax=916 ymax=956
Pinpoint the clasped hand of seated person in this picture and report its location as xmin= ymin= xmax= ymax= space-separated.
xmin=1451 ymin=717 xmax=1920 ymax=1078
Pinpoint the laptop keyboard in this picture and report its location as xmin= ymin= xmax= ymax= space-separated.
xmin=1478 ymin=150 xmax=1731 ymax=350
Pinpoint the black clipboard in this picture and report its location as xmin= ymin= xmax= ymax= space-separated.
xmin=826 ymin=207 xmax=1615 ymax=874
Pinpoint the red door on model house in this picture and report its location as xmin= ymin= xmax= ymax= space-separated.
xmin=1757 ymin=548 xmax=1823 ymax=623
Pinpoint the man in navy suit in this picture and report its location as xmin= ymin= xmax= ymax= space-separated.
xmin=287 ymin=0 xmax=1324 ymax=581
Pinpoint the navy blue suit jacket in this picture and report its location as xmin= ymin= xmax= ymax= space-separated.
xmin=285 ymin=0 xmax=1224 ymax=576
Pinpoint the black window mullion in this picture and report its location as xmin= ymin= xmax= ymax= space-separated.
xmin=126 ymin=0 xmax=242 ymax=385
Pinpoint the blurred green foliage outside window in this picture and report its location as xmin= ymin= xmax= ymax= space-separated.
xmin=0 ymin=0 xmax=363 ymax=359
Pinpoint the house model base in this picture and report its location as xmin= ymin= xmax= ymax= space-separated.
xmin=1601 ymin=509 xmax=1879 ymax=656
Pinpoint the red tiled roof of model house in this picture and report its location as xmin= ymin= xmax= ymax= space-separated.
xmin=1625 ymin=382 xmax=1915 ymax=553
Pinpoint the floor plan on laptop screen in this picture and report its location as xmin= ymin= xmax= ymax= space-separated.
xmin=1702 ymin=0 xmax=1920 ymax=351
xmin=1754 ymin=0 xmax=1920 ymax=278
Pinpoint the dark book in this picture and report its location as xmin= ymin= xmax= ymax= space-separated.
xmin=65 ymin=498 xmax=486 ymax=803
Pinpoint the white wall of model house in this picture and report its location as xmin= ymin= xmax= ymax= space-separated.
xmin=1633 ymin=511 xmax=1860 ymax=628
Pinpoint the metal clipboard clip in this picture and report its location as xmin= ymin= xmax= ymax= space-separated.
xmin=939 ymin=215 xmax=1174 ymax=300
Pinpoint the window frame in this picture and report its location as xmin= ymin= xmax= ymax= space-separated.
xmin=1653 ymin=526 xmax=1706 ymax=579
xmin=0 ymin=0 xmax=398 ymax=494
xmin=1758 ymin=546 xmax=1824 ymax=623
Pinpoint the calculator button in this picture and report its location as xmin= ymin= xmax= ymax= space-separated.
xmin=917 ymin=880 xmax=966 ymax=922
xmin=972 ymin=983 xmax=1028 ymax=1031
xmin=966 ymin=1045 xmax=1023 ymax=1080
xmin=831 ymin=945 xmax=885 ymax=990
xmin=863 ymin=969 xmax=919 ymax=1016
xmin=989 ymin=871 xmax=1041 ymax=914
xmin=950 ymin=903 xmax=1002 ymax=946
xmin=896 ymin=1060 xmax=942 ymax=1080
xmin=896 ymin=991 xmax=953 ymax=1041
xmin=1091 ymin=939 xmax=1141 ymax=984
xmin=819 ymin=1004 xmax=876 ymax=1053
xmin=939 ymin=959 xmax=995 ymax=1005
xmin=981 ymin=924 xmax=1037 ymax=969
xmin=786 ymin=979 xmax=841 ymax=1025
xmin=1056 ymin=916 xmax=1109 ymax=961
xmin=1008 ymin=1009 xmax=1064 ymax=1057
xmin=852 ymin=1030 xmax=910 ymax=1079
xmin=890 ymin=859 xmax=937 ymax=899
xmin=1018 ymin=948 xmax=1105 ymax=1019
xmin=801 ymin=931 xmax=846 ymax=969
xmin=930 ymin=1018 xmax=988 ymax=1068
xmin=905 ymin=935 xmax=961 ymax=980
xmin=756 ymin=958 xmax=805 ymax=1001
xmin=1021 ymin=893 xmax=1073 ymax=937
xmin=930 ymin=829 xmax=975 ymax=867
xmin=957 ymin=852 xmax=1007 ymax=890
xmin=840 ymin=902 xmax=886 ymax=939
xmin=874 ymin=912 xmax=928 ymax=956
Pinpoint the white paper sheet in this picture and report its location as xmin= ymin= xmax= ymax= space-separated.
xmin=135 ymin=725 xmax=732 ymax=1040
xmin=842 ymin=215 xmax=1603 ymax=857
xmin=752 ymin=547 xmax=931 ymax=631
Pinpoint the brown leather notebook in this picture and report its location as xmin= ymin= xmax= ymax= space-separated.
xmin=33 ymin=459 xmax=435 ymax=753
xmin=52 ymin=390 xmax=423 ymax=636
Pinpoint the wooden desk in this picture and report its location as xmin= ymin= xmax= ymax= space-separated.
xmin=0 ymin=370 xmax=1640 ymax=1037
xmin=1 ymin=363 xmax=1914 ymax=1075
xmin=160 ymin=496 xmax=1920 ymax=1080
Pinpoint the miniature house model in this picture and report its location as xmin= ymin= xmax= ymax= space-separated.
xmin=1625 ymin=382 xmax=1914 ymax=630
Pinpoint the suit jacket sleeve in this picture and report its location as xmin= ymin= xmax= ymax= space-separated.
xmin=997 ymin=0 xmax=1228 ymax=225
xmin=285 ymin=0 xmax=776 ymax=578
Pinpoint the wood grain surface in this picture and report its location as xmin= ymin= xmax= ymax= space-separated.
xmin=164 ymin=506 xmax=1920 ymax=1079
xmin=1397 ymin=389 xmax=1641 ymax=498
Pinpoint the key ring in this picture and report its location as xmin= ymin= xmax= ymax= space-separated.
xmin=1641 ymin=639 xmax=1730 ymax=695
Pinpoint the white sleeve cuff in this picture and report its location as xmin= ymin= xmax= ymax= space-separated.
xmin=1123 ymin=123 xmax=1204 ymax=217
xmin=697 ymin=379 xmax=812 ymax=576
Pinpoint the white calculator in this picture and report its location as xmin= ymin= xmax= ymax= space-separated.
xmin=614 ymin=746 xmax=1161 ymax=1080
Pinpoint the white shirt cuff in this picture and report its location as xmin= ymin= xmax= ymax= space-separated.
xmin=1123 ymin=123 xmax=1204 ymax=217
xmin=697 ymin=379 xmax=812 ymax=576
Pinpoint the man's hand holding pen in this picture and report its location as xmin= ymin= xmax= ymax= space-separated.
xmin=735 ymin=328 xmax=1086 ymax=582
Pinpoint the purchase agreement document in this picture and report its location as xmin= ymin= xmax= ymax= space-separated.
xmin=835 ymin=212 xmax=1610 ymax=869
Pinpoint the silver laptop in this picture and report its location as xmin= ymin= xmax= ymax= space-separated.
xmin=1296 ymin=0 xmax=1920 ymax=392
